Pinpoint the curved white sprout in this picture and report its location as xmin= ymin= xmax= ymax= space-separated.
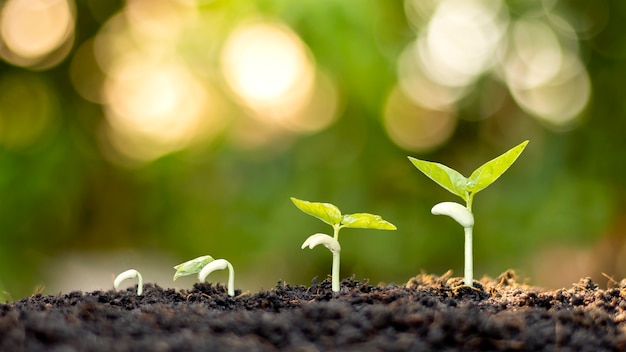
xmin=114 ymin=269 xmax=143 ymax=296
xmin=301 ymin=233 xmax=342 ymax=292
xmin=431 ymin=201 xmax=475 ymax=286
xmin=301 ymin=233 xmax=341 ymax=254
xmin=431 ymin=202 xmax=474 ymax=228
xmin=198 ymin=259 xmax=235 ymax=297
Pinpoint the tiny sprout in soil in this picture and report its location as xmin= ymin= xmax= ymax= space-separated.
xmin=408 ymin=140 xmax=529 ymax=286
xmin=173 ymin=255 xmax=235 ymax=296
xmin=113 ymin=269 xmax=143 ymax=296
xmin=291 ymin=197 xmax=397 ymax=292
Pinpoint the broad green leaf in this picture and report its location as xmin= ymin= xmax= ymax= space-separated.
xmin=341 ymin=213 xmax=397 ymax=230
xmin=467 ymin=140 xmax=528 ymax=195
xmin=290 ymin=197 xmax=342 ymax=226
xmin=173 ymin=255 xmax=214 ymax=281
xmin=408 ymin=157 xmax=469 ymax=201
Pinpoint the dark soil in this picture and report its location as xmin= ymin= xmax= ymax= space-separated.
xmin=1 ymin=271 xmax=625 ymax=351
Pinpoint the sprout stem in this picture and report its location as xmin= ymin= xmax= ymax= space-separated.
xmin=332 ymin=225 xmax=341 ymax=292
xmin=332 ymin=251 xmax=340 ymax=292
xmin=464 ymin=226 xmax=473 ymax=286
xmin=225 ymin=261 xmax=235 ymax=297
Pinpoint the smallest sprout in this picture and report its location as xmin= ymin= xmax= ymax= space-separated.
xmin=114 ymin=269 xmax=143 ymax=296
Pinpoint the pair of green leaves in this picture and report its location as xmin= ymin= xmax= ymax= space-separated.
xmin=290 ymin=197 xmax=397 ymax=231
xmin=408 ymin=140 xmax=528 ymax=209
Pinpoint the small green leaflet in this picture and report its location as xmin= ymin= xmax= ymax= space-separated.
xmin=467 ymin=140 xmax=528 ymax=195
xmin=341 ymin=213 xmax=397 ymax=230
xmin=291 ymin=197 xmax=397 ymax=230
xmin=290 ymin=197 xmax=342 ymax=226
xmin=408 ymin=140 xmax=529 ymax=204
xmin=407 ymin=158 xmax=468 ymax=200
xmin=173 ymin=255 xmax=214 ymax=281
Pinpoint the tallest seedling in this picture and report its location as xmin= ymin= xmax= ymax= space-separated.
xmin=408 ymin=140 xmax=529 ymax=286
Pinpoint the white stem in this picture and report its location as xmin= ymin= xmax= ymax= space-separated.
xmin=225 ymin=261 xmax=235 ymax=297
xmin=464 ymin=226 xmax=473 ymax=286
xmin=198 ymin=259 xmax=235 ymax=297
xmin=332 ymin=251 xmax=340 ymax=292
xmin=113 ymin=269 xmax=143 ymax=296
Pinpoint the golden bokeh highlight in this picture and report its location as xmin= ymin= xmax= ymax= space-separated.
xmin=499 ymin=18 xmax=589 ymax=129
xmin=102 ymin=55 xmax=214 ymax=162
xmin=220 ymin=21 xmax=336 ymax=133
xmin=508 ymin=58 xmax=590 ymax=129
xmin=500 ymin=19 xmax=564 ymax=89
xmin=124 ymin=0 xmax=196 ymax=43
xmin=397 ymin=41 xmax=467 ymax=111
xmin=86 ymin=2 xmax=229 ymax=164
xmin=389 ymin=0 xmax=592 ymax=149
xmin=0 ymin=0 xmax=75 ymax=69
xmin=383 ymin=86 xmax=456 ymax=152
xmin=86 ymin=8 xmax=337 ymax=163
xmin=423 ymin=0 xmax=507 ymax=87
xmin=221 ymin=22 xmax=313 ymax=108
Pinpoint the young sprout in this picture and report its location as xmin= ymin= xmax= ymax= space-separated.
xmin=431 ymin=202 xmax=474 ymax=286
xmin=291 ymin=197 xmax=397 ymax=292
xmin=114 ymin=269 xmax=143 ymax=296
xmin=408 ymin=140 xmax=528 ymax=286
xmin=173 ymin=255 xmax=235 ymax=296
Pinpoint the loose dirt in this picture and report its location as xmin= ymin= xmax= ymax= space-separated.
xmin=1 ymin=271 xmax=625 ymax=351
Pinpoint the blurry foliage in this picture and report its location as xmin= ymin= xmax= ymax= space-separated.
xmin=0 ymin=0 xmax=624 ymax=299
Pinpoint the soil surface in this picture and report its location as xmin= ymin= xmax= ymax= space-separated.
xmin=1 ymin=271 xmax=625 ymax=351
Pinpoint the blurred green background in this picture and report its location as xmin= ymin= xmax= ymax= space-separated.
xmin=0 ymin=0 xmax=624 ymax=299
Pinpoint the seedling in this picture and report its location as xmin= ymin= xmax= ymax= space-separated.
xmin=114 ymin=269 xmax=143 ymax=296
xmin=291 ymin=197 xmax=397 ymax=292
xmin=173 ymin=255 xmax=235 ymax=296
xmin=408 ymin=140 xmax=528 ymax=286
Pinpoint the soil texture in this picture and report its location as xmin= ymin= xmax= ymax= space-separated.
xmin=1 ymin=271 xmax=625 ymax=351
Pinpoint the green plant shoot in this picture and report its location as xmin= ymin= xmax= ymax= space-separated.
xmin=173 ymin=255 xmax=235 ymax=296
xmin=408 ymin=140 xmax=528 ymax=286
xmin=408 ymin=140 xmax=528 ymax=211
xmin=291 ymin=197 xmax=397 ymax=292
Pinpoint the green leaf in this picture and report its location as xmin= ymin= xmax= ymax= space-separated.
xmin=407 ymin=157 xmax=469 ymax=201
xmin=341 ymin=213 xmax=397 ymax=230
xmin=467 ymin=140 xmax=529 ymax=195
xmin=173 ymin=255 xmax=214 ymax=281
xmin=290 ymin=197 xmax=342 ymax=226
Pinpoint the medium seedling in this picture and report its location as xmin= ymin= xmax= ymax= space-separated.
xmin=114 ymin=269 xmax=143 ymax=296
xmin=173 ymin=255 xmax=235 ymax=296
xmin=408 ymin=140 xmax=528 ymax=286
xmin=291 ymin=197 xmax=397 ymax=292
